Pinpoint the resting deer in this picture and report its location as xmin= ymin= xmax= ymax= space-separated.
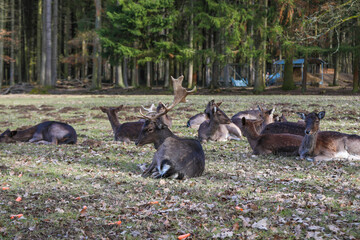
xmin=0 ymin=121 xmax=77 ymax=144
xmin=261 ymin=121 xmax=305 ymax=136
xmin=198 ymin=100 xmax=242 ymax=142
xmin=298 ymin=111 xmax=360 ymax=161
xmin=187 ymin=113 xmax=209 ymax=129
xmin=100 ymin=105 xmax=144 ymax=142
xmin=240 ymin=117 xmax=303 ymax=156
xmin=136 ymin=75 xmax=205 ymax=179
xmin=232 ymin=106 xmax=275 ymax=134
xmin=143 ymin=102 xmax=173 ymax=128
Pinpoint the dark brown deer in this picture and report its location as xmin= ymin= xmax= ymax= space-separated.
xmin=261 ymin=122 xmax=305 ymax=136
xmin=136 ymin=75 xmax=205 ymax=179
xmin=187 ymin=113 xmax=209 ymax=129
xmin=142 ymin=102 xmax=173 ymax=128
xmin=240 ymin=117 xmax=303 ymax=156
xmin=0 ymin=121 xmax=77 ymax=144
xmin=298 ymin=111 xmax=360 ymax=161
xmin=100 ymin=105 xmax=144 ymax=142
xmin=198 ymin=100 xmax=242 ymax=142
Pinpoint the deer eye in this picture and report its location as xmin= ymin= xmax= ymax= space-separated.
xmin=147 ymin=128 xmax=154 ymax=133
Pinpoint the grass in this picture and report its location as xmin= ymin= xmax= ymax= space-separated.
xmin=0 ymin=94 xmax=360 ymax=239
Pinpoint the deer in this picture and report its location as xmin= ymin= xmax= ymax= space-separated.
xmin=0 ymin=121 xmax=77 ymax=144
xmin=240 ymin=117 xmax=303 ymax=156
xmin=298 ymin=111 xmax=360 ymax=161
xmin=232 ymin=106 xmax=275 ymax=134
xmin=142 ymin=102 xmax=173 ymax=128
xmin=198 ymin=100 xmax=242 ymax=142
xmin=100 ymin=105 xmax=144 ymax=142
xmin=187 ymin=113 xmax=209 ymax=129
xmin=135 ymin=75 xmax=205 ymax=179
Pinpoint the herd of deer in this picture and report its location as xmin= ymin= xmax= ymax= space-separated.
xmin=1 ymin=76 xmax=360 ymax=179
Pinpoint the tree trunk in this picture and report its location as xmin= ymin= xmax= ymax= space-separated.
xmin=92 ymin=0 xmax=102 ymax=89
xmin=17 ymin=0 xmax=22 ymax=83
xmin=353 ymin=19 xmax=360 ymax=93
xmin=115 ymin=64 xmax=126 ymax=88
xmin=0 ymin=0 xmax=4 ymax=88
xmin=123 ymin=57 xmax=128 ymax=87
xmin=63 ymin=3 xmax=70 ymax=79
xmin=302 ymin=53 xmax=308 ymax=93
xmin=187 ymin=1 xmax=194 ymax=88
xmin=333 ymin=52 xmax=340 ymax=86
xmin=282 ymin=45 xmax=295 ymax=90
xmin=10 ymin=0 xmax=15 ymax=86
xmin=131 ymin=58 xmax=139 ymax=87
xmin=44 ymin=0 xmax=52 ymax=86
xmin=211 ymin=30 xmax=219 ymax=89
xmin=146 ymin=61 xmax=151 ymax=88
xmin=51 ymin=0 xmax=58 ymax=86
xmin=40 ymin=0 xmax=46 ymax=85
xmin=262 ymin=0 xmax=268 ymax=90
xmin=248 ymin=0 xmax=255 ymax=86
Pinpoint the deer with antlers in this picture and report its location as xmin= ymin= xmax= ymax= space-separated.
xmin=136 ymin=76 xmax=205 ymax=179
xmin=142 ymin=102 xmax=173 ymax=128
xmin=198 ymin=100 xmax=242 ymax=142
xmin=100 ymin=105 xmax=144 ymax=142
xmin=298 ymin=111 xmax=360 ymax=161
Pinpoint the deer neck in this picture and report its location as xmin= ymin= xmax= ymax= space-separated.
xmin=301 ymin=131 xmax=318 ymax=155
xmin=13 ymin=126 xmax=37 ymax=142
xmin=153 ymin=128 xmax=175 ymax=149
xmin=105 ymin=111 xmax=121 ymax=133
xmin=242 ymin=126 xmax=261 ymax=150
xmin=208 ymin=117 xmax=223 ymax=136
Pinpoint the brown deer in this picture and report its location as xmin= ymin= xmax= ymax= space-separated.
xmin=198 ymin=100 xmax=242 ymax=142
xmin=187 ymin=113 xmax=209 ymax=129
xmin=240 ymin=117 xmax=303 ymax=156
xmin=100 ymin=105 xmax=144 ymax=142
xmin=232 ymin=106 xmax=275 ymax=134
xmin=136 ymin=75 xmax=205 ymax=179
xmin=142 ymin=102 xmax=173 ymax=128
xmin=0 ymin=121 xmax=77 ymax=144
xmin=261 ymin=122 xmax=305 ymax=136
xmin=298 ymin=111 xmax=360 ymax=161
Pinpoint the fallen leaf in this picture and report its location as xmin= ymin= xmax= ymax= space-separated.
xmin=252 ymin=218 xmax=268 ymax=230
xmin=2 ymin=187 xmax=9 ymax=190
xmin=235 ymin=206 xmax=243 ymax=211
xmin=178 ymin=233 xmax=191 ymax=240
xmin=80 ymin=206 xmax=87 ymax=217
xmin=108 ymin=220 xmax=122 ymax=226
xmin=149 ymin=201 xmax=159 ymax=205
xmin=15 ymin=197 xmax=22 ymax=202
xmin=10 ymin=214 xmax=23 ymax=219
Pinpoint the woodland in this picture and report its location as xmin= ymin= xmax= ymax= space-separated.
xmin=0 ymin=0 xmax=359 ymax=94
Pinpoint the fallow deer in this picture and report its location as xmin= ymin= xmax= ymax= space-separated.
xmin=136 ymin=75 xmax=205 ymax=179
xmin=198 ymin=100 xmax=242 ymax=142
xmin=142 ymin=102 xmax=173 ymax=128
xmin=100 ymin=105 xmax=144 ymax=142
xmin=187 ymin=113 xmax=209 ymax=129
xmin=261 ymin=122 xmax=306 ymax=136
xmin=0 ymin=121 xmax=77 ymax=144
xmin=232 ymin=106 xmax=275 ymax=134
xmin=240 ymin=117 xmax=303 ymax=156
xmin=298 ymin=111 xmax=360 ymax=161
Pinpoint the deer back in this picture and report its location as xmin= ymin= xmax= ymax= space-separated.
xmin=261 ymin=122 xmax=305 ymax=136
xmin=187 ymin=113 xmax=209 ymax=129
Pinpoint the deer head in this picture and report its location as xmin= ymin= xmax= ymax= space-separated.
xmin=205 ymin=100 xmax=231 ymax=124
xmin=0 ymin=129 xmax=17 ymax=143
xmin=298 ymin=111 xmax=325 ymax=135
xmin=135 ymin=75 xmax=196 ymax=147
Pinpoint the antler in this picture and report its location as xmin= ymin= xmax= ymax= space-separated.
xmin=139 ymin=75 xmax=196 ymax=121
xmin=141 ymin=103 xmax=157 ymax=113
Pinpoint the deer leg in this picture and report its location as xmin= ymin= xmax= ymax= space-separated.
xmin=142 ymin=161 xmax=156 ymax=177
xmin=29 ymin=132 xmax=43 ymax=143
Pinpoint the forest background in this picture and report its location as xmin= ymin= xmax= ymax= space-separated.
xmin=0 ymin=0 xmax=359 ymax=94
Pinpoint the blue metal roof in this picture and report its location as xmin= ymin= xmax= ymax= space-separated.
xmin=274 ymin=58 xmax=326 ymax=65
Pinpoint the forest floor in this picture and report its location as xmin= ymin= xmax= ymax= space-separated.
xmin=0 ymin=94 xmax=359 ymax=239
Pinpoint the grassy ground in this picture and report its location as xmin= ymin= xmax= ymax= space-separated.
xmin=0 ymin=94 xmax=359 ymax=239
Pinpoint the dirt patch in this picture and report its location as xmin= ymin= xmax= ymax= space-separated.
xmin=81 ymin=139 xmax=103 ymax=147
xmin=92 ymin=113 xmax=108 ymax=119
xmin=38 ymin=105 xmax=55 ymax=112
xmin=0 ymin=121 xmax=12 ymax=127
xmin=62 ymin=117 xmax=86 ymax=124
xmin=176 ymin=106 xmax=197 ymax=112
xmin=58 ymin=107 xmax=81 ymax=113
xmin=8 ymin=105 xmax=39 ymax=111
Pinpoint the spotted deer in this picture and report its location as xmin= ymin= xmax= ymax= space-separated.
xmin=198 ymin=100 xmax=242 ymax=142
xmin=240 ymin=117 xmax=303 ymax=156
xmin=136 ymin=75 xmax=205 ymax=179
xmin=0 ymin=121 xmax=77 ymax=144
xmin=100 ymin=105 xmax=144 ymax=142
xmin=298 ymin=111 xmax=360 ymax=161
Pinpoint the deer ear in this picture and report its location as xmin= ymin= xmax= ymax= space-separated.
xmin=297 ymin=112 xmax=306 ymax=120
xmin=241 ymin=117 xmax=246 ymax=126
xmin=213 ymin=106 xmax=217 ymax=113
xmin=99 ymin=107 xmax=107 ymax=113
xmin=116 ymin=105 xmax=124 ymax=112
xmin=318 ymin=111 xmax=325 ymax=119
xmin=10 ymin=131 xmax=17 ymax=137
xmin=257 ymin=105 xmax=263 ymax=112
xmin=216 ymin=102 xmax=222 ymax=106
xmin=270 ymin=107 xmax=275 ymax=115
